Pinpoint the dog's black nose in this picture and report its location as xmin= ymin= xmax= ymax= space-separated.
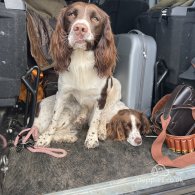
xmin=135 ymin=137 xmax=142 ymax=145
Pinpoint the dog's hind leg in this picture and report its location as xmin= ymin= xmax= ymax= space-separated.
xmin=33 ymin=95 xmax=55 ymax=134
xmin=35 ymin=93 xmax=75 ymax=146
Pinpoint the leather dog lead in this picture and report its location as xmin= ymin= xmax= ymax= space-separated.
xmin=151 ymin=85 xmax=195 ymax=168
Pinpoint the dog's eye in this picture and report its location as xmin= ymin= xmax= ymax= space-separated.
xmin=136 ymin=123 xmax=141 ymax=129
xmin=91 ymin=16 xmax=99 ymax=22
xmin=127 ymin=122 xmax=132 ymax=129
xmin=68 ymin=10 xmax=77 ymax=18
xmin=68 ymin=12 xmax=75 ymax=17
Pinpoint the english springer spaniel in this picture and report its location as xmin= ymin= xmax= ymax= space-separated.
xmin=36 ymin=2 xmax=117 ymax=148
xmin=107 ymin=109 xmax=150 ymax=146
xmin=34 ymin=78 xmax=150 ymax=146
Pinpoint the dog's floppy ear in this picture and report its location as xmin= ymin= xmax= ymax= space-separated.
xmin=107 ymin=118 xmax=126 ymax=141
xmin=94 ymin=16 xmax=117 ymax=78
xmin=140 ymin=113 xmax=150 ymax=135
xmin=50 ymin=7 xmax=72 ymax=72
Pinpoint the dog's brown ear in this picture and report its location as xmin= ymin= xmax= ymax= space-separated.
xmin=107 ymin=118 xmax=126 ymax=141
xmin=140 ymin=113 xmax=151 ymax=135
xmin=50 ymin=7 xmax=72 ymax=72
xmin=94 ymin=16 xmax=117 ymax=78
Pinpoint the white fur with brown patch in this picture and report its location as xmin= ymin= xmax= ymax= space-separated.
xmin=127 ymin=115 xmax=142 ymax=146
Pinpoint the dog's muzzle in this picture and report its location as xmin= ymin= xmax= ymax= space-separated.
xmin=68 ymin=19 xmax=94 ymax=48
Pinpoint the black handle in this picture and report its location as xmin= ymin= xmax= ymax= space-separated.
xmin=154 ymin=60 xmax=168 ymax=103
xmin=21 ymin=66 xmax=40 ymax=128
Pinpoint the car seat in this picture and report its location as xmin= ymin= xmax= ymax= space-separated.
xmin=100 ymin=0 xmax=149 ymax=34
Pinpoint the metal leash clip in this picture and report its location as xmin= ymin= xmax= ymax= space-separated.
xmin=0 ymin=155 xmax=8 ymax=175
xmin=16 ymin=138 xmax=35 ymax=152
xmin=144 ymin=125 xmax=158 ymax=138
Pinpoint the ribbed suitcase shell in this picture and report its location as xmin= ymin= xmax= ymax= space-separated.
xmin=115 ymin=31 xmax=156 ymax=116
xmin=0 ymin=3 xmax=27 ymax=106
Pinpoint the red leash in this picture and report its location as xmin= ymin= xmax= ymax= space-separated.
xmin=14 ymin=126 xmax=67 ymax=158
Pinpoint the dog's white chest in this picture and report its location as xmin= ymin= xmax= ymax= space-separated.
xmin=58 ymin=49 xmax=106 ymax=105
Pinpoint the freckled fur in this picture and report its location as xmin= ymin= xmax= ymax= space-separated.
xmin=35 ymin=2 xmax=117 ymax=148
xmin=34 ymin=77 xmax=150 ymax=147
xmin=107 ymin=108 xmax=150 ymax=146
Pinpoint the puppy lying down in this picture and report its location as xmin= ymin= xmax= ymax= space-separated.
xmin=34 ymin=79 xmax=150 ymax=147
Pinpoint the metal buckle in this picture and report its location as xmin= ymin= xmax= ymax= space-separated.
xmin=16 ymin=138 xmax=35 ymax=152
xmin=0 ymin=155 xmax=8 ymax=174
xmin=144 ymin=125 xmax=158 ymax=138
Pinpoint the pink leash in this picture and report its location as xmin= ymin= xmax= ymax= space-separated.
xmin=0 ymin=134 xmax=7 ymax=149
xmin=14 ymin=126 xmax=67 ymax=158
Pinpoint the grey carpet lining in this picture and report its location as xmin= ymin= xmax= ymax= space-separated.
xmin=3 ymin=129 xmax=179 ymax=195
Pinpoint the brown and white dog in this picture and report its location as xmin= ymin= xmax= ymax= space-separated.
xmin=107 ymin=109 xmax=150 ymax=146
xmin=35 ymin=2 xmax=117 ymax=148
xmin=34 ymin=74 xmax=150 ymax=147
xmin=35 ymin=2 xmax=151 ymax=148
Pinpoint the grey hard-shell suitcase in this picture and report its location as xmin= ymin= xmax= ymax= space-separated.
xmin=114 ymin=30 xmax=157 ymax=116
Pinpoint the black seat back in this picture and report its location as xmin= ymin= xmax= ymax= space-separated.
xmin=100 ymin=0 xmax=149 ymax=34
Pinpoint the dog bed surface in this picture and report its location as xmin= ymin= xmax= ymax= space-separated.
xmin=3 ymin=129 xmax=179 ymax=195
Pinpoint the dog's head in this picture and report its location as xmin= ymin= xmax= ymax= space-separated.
xmin=50 ymin=2 xmax=116 ymax=77
xmin=107 ymin=109 xmax=150 ymax=146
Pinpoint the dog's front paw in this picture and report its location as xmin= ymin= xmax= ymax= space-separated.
xmin=98 ymin=120 xmax=107 ymax=141
xmin=98 ymin=124 xmax=107 ymax=141
xmin=36 ymin=132 xmax=53 ymax=147
xmin=98 ymin=131 xmax=107 ymax=141
xmin=84 ymin=137 xmax=99 ymax=149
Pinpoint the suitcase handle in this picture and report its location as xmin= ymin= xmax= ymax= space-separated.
xmin=22 ymin=66 xmax=41 ymax=127
xmin=129 ymin=29 xmax=144 ymax=36
xmin=160 ymin=2 xmax=195 ymax=17
xmin=129 ymin=29 xmax=147 ymax=59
